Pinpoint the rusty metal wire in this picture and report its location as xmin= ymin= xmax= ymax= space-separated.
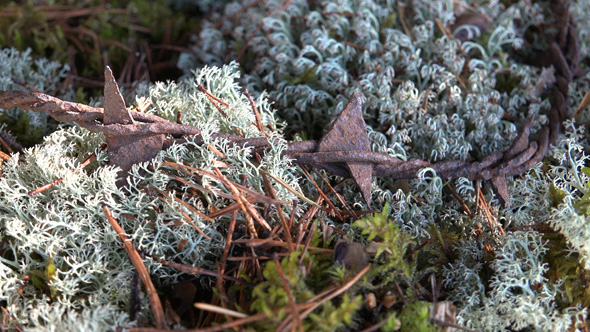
xmin=0 ymin=1 xmax=580 ymax=207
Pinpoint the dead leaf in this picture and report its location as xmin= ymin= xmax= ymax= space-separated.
xmin=334 ymin=238 xmax=369 ymax=272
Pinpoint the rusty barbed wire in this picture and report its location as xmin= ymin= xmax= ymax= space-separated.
xmin=0 ymin=0 xmax=581 ymax=207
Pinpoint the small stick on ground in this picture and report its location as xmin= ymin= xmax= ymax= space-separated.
xmin=298 ymin=164 xmax=343 ymax=220
xmin=211 ymin=167 xmax=267 ymax=237
xmin=313 ymin=170 xmax=359 ymax=220
xmin=397 ymin=3 xmax=411 ymax=37
xmin=260 ymin=171 xmax=294 ymax=252
xmin=478 ymin=189 xmax=505 ymax=236
xmin=215 ymin=209 xmax=239 ymax=313
xmin=147 ymin=186 xmax=215 ymax=222
xmin=0 ymin=134 xmax=14 ymax=153
xmin=177 ymin=208 xmax=212 ymax=239
xmin=298 ymin=220 xmax=316 ymax=266
xmin=254 ymin=153 xmax=294 ymax=251
xmin=102 ymin=204 xmax=166 ymax=330
xmin=446 ymin=182 xmax=473 ymax=217
xmin=143 ymin=187 xmax=212 ymax=239
xmin=151 ymin=257 xmax=244 ymax=284
xmin=261 ymin=167 xmax=321 ymax=208
xmin=129 ymin=302 xmax=316 ymax=332
xmin=289 ymin=200 xmax=298 ymax=229
xmin=244 ymin=89 xmax=270 ymax=137
xmin=198 ymin=86 xmax=230 ymax=119
xmin=285 ymin=265 xmax=370 ymax=330
xmin=232 ymin=238 xmax=332 ymax=254
xmin=197 ymin=84 xmax=244 ymax=137
xmin=0 ymin=150 xmax=11 ymax=161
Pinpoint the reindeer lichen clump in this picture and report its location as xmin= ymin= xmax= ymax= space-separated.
xmin=0 ymin=62 xmax=299 ymax=330
xmin=1 ymin=0 xmax=590 ymax=330
xmin=0 ymin=48 xmax=74 ymax=146
xmin=182 ymin=0 xmax=590 ymax=330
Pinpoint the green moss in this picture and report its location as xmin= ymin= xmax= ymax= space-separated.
xmin=249 ymin=250 xmax=362 ymax=331
xmin=494 ymin=70 xmax=521 ymax=94
xmin=544 ymin=232 xmax=590 ymax=308
xmin=400 ymin=301 xmax=436 ymax=332
xmin=353 ymin=203 xmax=414 ymax=283
xmin=549 ymin=184 xmax=567 ymax=209
xmin=573 ymin=167 xmax=590 ymax=216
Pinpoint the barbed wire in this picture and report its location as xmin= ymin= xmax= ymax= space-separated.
xmin=0 ymin=0 xmax=580 ymax=207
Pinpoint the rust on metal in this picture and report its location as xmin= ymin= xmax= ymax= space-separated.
xmin=103 ymin=66 xmax=164 ymax=183
xmin=0 ymin=0 xmax=581 ymax=206
xmin=318 ymin=92 xmax=373 ymax=206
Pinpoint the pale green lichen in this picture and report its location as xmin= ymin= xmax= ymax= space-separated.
xmin=443 ymin=231 xmax=586 ymax=332
xmin=2 ymin=0 xmax=590 ymax=330
xmin=0 ymin=48 xmax=74 ymax=146
xmin=179 ymin=0 xmax=590 ymax=330
xmin=0 ymin=62 xmax=301 ymax=330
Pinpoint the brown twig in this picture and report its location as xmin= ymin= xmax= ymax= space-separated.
xmin=162 ymin=161 xmax=287 ymax=205
xmin=445 ymin=183 xmax=473 ymax=217
xmin=244 ymin=89 xmax=270 ymax=137
xmin=0 ymin=150 xmax=11 ymax=161
xmin=0 ymin=132 xmax=16 ymax=153
xmin=150 ymin=257 xmax=244 ymax=284
xmin=232 ymin=238 xmax=332 ymax=254
xmin=297 ymin=220 xmax=317 ymax=266
xmin=313 ymin=170 xmax=359 ymax=220
xmin=397 ymin=3 xmax=411 ymax=37
xmin=147 ymin=186 xmax=215 ymax=223
xmin=217 ymin=209 xmax=238 ymax=290
xmin=197 ymin=85 xmax=230 ymax=118
xmin=284 ymin=264 xmax=370 ymax=330
xmin=102 ymin=204 xmax=166 ymax=329
xmin=478 ymin=189 xmax=505 ymax=236
xmin=259 ymin=157 xmax=295 ymax=252
xmin=129 ymin=302 xmax=316 ymax=332
xmin=298 ymin=164 xmax=344 ymax=220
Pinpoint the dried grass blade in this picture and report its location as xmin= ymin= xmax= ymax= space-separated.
xmin=162 ymin=161 xmax=288 ymax=205
xmin=193 ymin=303 xmax=248 ymax=318
xmin=260 ymin=168 xmax=320 ymax=208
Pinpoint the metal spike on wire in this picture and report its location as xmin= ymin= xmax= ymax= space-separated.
xmin=317 ymin=92 xmax=373 ymax=206
xmin=102 ymin=66 xmax=164 ymax=185
xmin=0 ymin=1 xmax=582 ymax=207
